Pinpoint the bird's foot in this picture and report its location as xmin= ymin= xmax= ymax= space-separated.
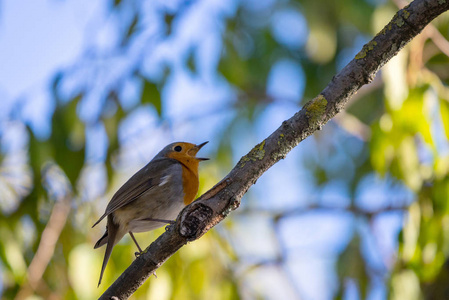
xmin=135 ymin=251 xmax=143 ymax=258
xmin=165 ymin=220 xmax=176 ymax=230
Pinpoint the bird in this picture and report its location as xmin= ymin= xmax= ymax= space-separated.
xmin=92 ymin=141 xmax=209 ymax=286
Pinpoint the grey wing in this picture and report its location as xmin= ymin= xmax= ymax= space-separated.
xmin=92 ymin=158 xmax=178 ymax=227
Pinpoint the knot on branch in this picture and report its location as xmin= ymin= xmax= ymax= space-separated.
xmin=221 ymin=196 xmax=241 ymax=217
xmin=179 ymin=203 xmax=213 ymax=239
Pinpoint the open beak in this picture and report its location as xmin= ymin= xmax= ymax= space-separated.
xmin=194 ymin=141 xmax=209 ymax=161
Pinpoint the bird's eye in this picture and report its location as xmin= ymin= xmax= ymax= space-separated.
xmin=174 ymin=145 xmax=182 ymax=152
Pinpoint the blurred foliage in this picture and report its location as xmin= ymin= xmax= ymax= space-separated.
xmin=1 ymin=0 xmax=449 ymax=299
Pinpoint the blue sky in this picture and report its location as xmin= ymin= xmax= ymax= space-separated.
xmin=0 ymin=0 xmax=94 ymax=97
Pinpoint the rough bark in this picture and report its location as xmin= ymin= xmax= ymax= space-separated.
xmin=99 ymin=0 xmax=449 ymax=298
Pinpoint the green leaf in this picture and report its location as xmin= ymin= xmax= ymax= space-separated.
xmin=103 ymin=97 xmax=125 ymax=183
xmin=400 ymin=88 xmax=433 ymax=146
xmin=186 ymin=49 xmax=197 ymax=74
xmin=218 ymin=22 xmax=250 ymax=88
xmin=141 ymin=79 xmax=162 ymax=116
xmin=440 ymin=99 xmax=449 ymax=140
xmin=397 ymin=136 xmax=421 ymax=190
xmin=369 ymin=122 xmax=392 ymax=176
xmin=164 ymin=13 xmax=175 ymax=36
xmin=9 ymin=127 xmax=47 ymax=223
xmin=50 ymin=94 xmax=85 ymax=186
xmin=121 ymin=14 xmax=139 ymax=46
xmin=337 ymin=234 xmax=369 ymax=299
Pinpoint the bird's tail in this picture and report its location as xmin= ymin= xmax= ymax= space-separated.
xmin=94 ymin=229 xmax=108 ymax=249
xmin=98 ymin=217 xmax=118 ymax=287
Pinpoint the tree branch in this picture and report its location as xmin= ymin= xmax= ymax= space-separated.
xmin=99 ymin=0 xmax=449 ymax=298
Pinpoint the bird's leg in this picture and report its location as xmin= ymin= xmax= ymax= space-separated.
xmin=129 ymin=232 xmax=143 ymax=257
xmin=139 ymin=218 xmax=175 ymax=224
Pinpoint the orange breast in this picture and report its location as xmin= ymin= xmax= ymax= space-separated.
xmin=166 ymin=151 xmax=200 ymax=205
xmin=181 ymin=165 xmax=199 ymax=205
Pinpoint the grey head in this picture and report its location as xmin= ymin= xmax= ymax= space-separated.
xmin=152 ymin=141 xmax=209 ymax=161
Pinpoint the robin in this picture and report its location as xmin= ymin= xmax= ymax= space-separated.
xmin=92 ymin=141 xmax=209 ymax=286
